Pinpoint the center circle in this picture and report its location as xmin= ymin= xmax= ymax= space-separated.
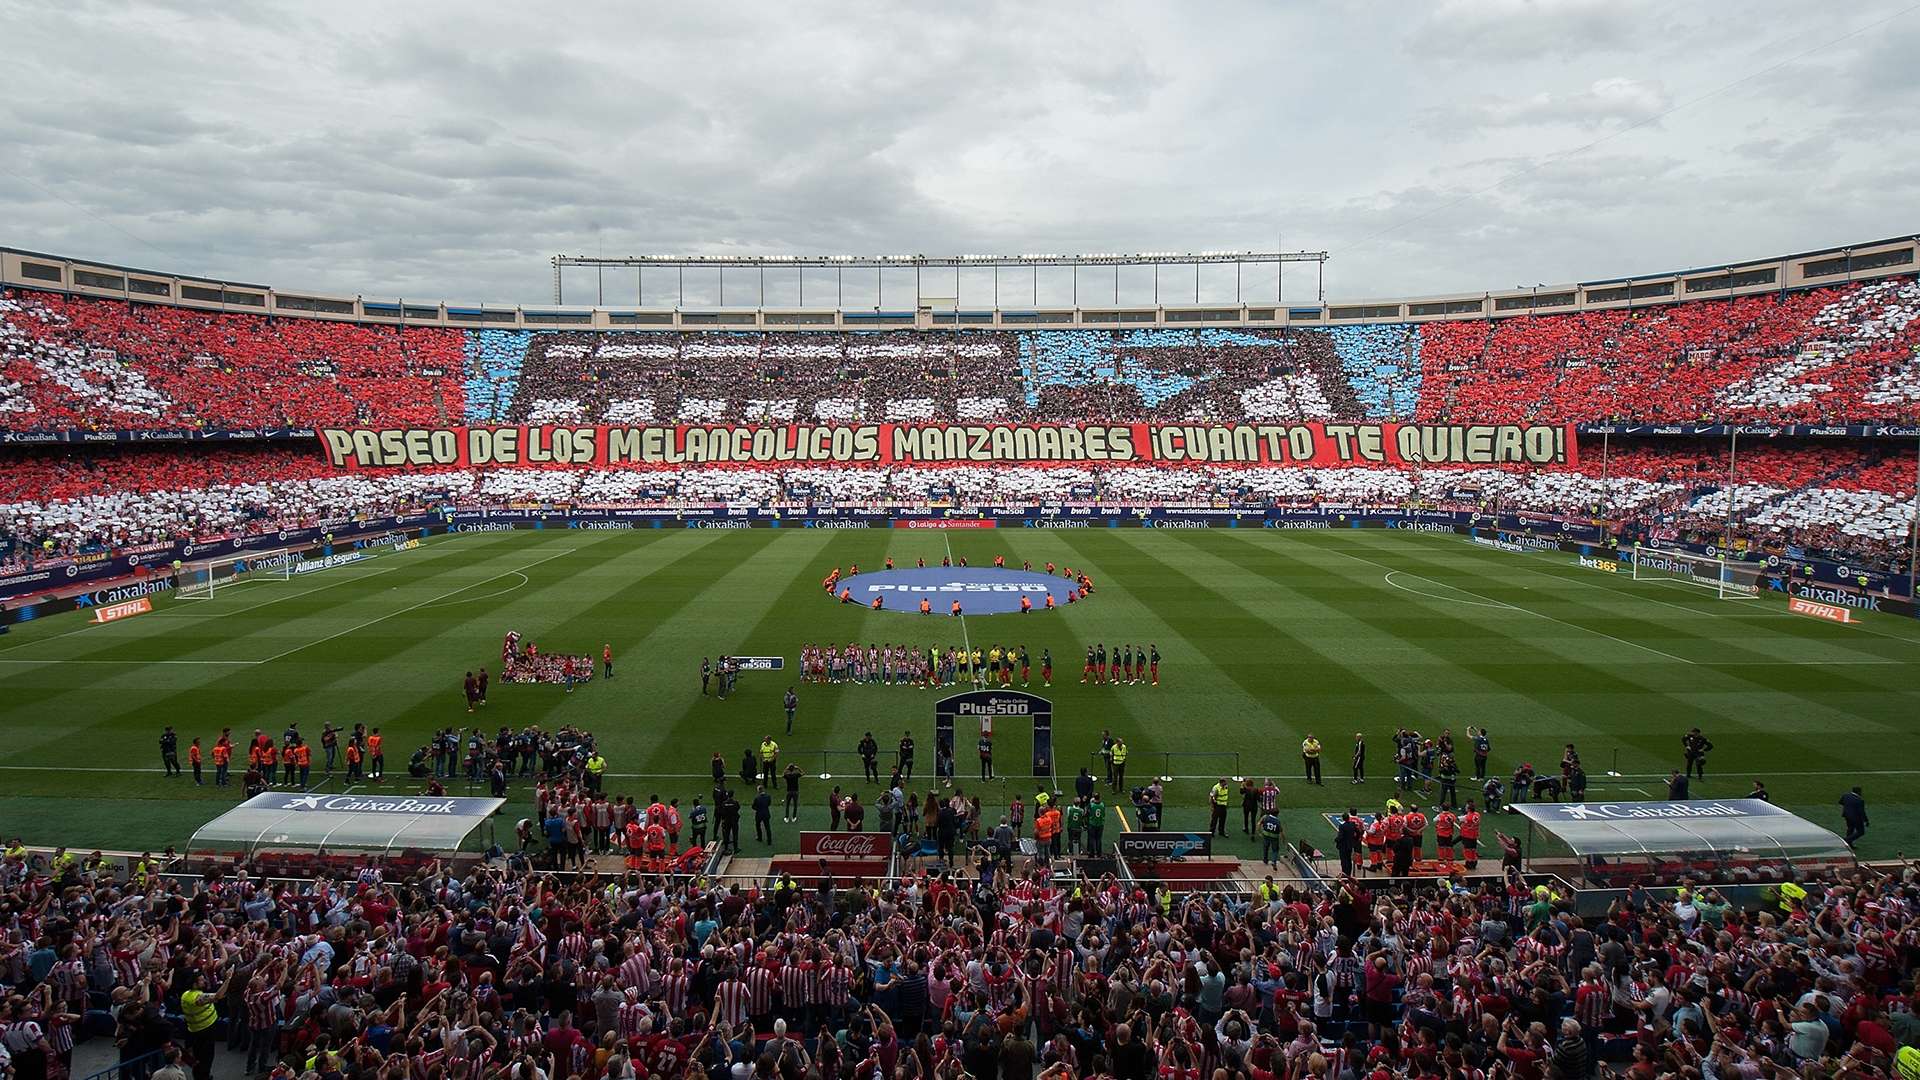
xmin=841 ymin=567 xmax=1081 ymax=615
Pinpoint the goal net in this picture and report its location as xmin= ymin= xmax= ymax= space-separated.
xmin=1629 ymin=545 xmax=1763 ymax=599
xmin=177 ymin=549 xmax=294 ymax=600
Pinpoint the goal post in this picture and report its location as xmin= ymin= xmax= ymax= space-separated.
xmin=1628 ymin=544 xmax=1763 ymax=600
xmin=177 ymin=549 xmax=294 ymax=600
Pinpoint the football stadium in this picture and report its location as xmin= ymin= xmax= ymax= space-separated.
xmin=2 ymin=6 xmax=1919 ymax=1080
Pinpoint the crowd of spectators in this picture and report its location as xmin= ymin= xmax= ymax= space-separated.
xmin=5 ymin=276 xmax=1916 ymax=432
xmin=483 ymin=333 xmax=1029 ymax=428
xmin=3 ymin=824 xmax=1919 ymax=1080
xmin=1 ymin=440 xmax=1912 ymax=574
xmin=484 ymin=328 xmax=1385 ymax=426
xmin=1644 ymin=446 xmax=1916 ymax=568
xmin=4 ymin=269 xmax=1918 ymax=572
xmin=1416 ymin=279 xmax=1920 ymax=426
xmin=0 ymin=290 xmax=463 ymax=432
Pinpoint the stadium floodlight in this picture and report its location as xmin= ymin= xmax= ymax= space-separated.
xmin=1628 ymin=544 xmax=1763 ymax=600
xmin=178 ymin=549 xmax=294 ymax=600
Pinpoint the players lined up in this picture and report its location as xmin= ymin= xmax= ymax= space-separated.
xmin=800 ymin=643 xmax=1057 ymax=688
xmin=1079 ymin=643 xmax=1159 ymax=685
xmin=798 ymin=641 xmax=1162 ymax=688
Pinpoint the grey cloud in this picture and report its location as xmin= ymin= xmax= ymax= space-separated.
xmin=0 ymin=0 xmax=1914 ymax=306
xmin=1437 ymin=78 xmax=1673 ymax=132
xmin=1410 ymin=0 xmax=1664 ymax=63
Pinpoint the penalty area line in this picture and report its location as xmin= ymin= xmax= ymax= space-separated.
xmin=1325 ymin=542 xmax=1698 ymax=666
xmin=416 ymin=571 xmax=529 ymax=610
xmin=252 ymin=545 xmax=578 ymax=665
xmin=1381 ymin=571 xmax=1518 ymax=610
xmin=148 ymin=563 xmax=405 ymax=620
xmin=0 ymin=561 xmax=412 ymax=664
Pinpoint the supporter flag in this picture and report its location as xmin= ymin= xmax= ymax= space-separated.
xmin=514 ymin=913 xmax=547 ymax=964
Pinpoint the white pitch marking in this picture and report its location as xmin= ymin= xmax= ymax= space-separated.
xmin=417 ymin=571 xmax=529 ymax=610
xmin=254 ymin=545 xmax=579 ymax=664
xmin=1325 ymin=543 xmax=1699 ymax=665
xmin=943 ymin=530 xmax=978 ymax=687
xmin=147 ymin=564 xmax=403 ymax=620
xmin=1382 ymin=570 xmax=1519 ymax=610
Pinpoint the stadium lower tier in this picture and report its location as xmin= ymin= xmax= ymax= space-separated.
xmin=2 ymin=440 xmax=1914 ymax=574
xmin=4 ymin=272 xmax=1919 ymax=431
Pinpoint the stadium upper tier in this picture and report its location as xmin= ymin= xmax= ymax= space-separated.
xmin=2 ymin=259 xmax=1919 ymax=434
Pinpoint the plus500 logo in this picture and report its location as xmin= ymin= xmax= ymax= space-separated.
xmin=957 ymin=702 xmax=1033 ymax=716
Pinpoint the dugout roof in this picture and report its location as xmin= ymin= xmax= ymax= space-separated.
xmin=188 ymin=792 xmax=504 ymax=857
xmin=1513 ymin=799 xmax=1850 ymax=858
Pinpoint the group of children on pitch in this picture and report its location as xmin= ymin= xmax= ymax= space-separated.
xmin=497 ymin=628 xmax=599 ymax=689
xmin=821 ymin=555 xmax=1098 ymax=612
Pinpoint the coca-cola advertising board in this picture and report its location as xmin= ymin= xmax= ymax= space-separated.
xmin=798 ymin=832 xmax=893 ymax=859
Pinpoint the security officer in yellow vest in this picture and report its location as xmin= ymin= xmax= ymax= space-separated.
xmin=1255 ymin=876 xmax=1284 ymax=904
xmin=1109 ymin=738 xmax=1129 ymax=793
xmin=1208 ymin=778 xmax=1231 ymax=838
xmin=584 ymin=751 xmax=607 ymax=793
xmin=1302 ymin=735 xmax=1323 ymax=785
xmin=179 ymin=968 xmax=221 ymax=1080
xmin=759 ymin=737 xmax=780 ymax=787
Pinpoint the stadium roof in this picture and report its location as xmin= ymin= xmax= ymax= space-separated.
xmin=1512 ymin=799 xmax=1851 ymax=859
xmin=188 ymin=792 xmax=504 ymax=857
xmin=551 ymin=251 xmax=1329 ymax=268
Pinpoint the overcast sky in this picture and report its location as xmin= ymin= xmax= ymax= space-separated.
xmin=3 ymin=0 xmax=1917 ymax=309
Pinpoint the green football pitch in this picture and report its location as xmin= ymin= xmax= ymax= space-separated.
xmin=1 ymin=526 xmax=1916 ymax=860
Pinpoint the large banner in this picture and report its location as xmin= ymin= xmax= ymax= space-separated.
xmin=3 ymin=421 xmax=1917 ymax=446
xmin=316 ymin=422 xmax=1577 ymax=470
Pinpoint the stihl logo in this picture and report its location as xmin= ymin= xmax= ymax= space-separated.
xmin=93 ymin=597 xmax=152 ymax=624
xmin=1787 ymin=596 xmax=1853 ymax=624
